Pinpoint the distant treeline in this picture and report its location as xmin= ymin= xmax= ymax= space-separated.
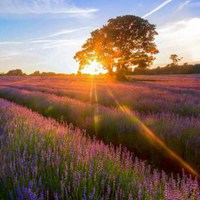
xmin=1 ymin=64 xmax=200 ymax=76
xmin=0 ymin=69 xmax=68 ymax=76
xmin=131 ymin=64 xmax=200 ymax=75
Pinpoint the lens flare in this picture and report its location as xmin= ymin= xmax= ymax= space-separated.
xmin=107 ymin=88 xmax=199 ymax=177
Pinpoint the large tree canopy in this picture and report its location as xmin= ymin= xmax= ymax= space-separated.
xmin=74 ymin=15 xmax=159 ymax=79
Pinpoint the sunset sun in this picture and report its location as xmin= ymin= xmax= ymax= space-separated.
xmin=80 ymin=60 xmax=108 ymax=75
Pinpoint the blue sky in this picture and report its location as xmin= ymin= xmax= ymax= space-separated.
xmin=0 ymin=0 xmax=200 ymax=74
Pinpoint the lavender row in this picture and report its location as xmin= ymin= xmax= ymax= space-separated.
xmin=0 ymin=87 xmax=199 ymax=173
xmin=0 ymin=98 xmax=199 ymax=199
xmin=2 ymin=75 xmax=200 ymax=117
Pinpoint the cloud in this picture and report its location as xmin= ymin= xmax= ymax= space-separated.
xmin=0 ymin=25 xmax=92 ymax=49
xmin=143 ymin=0 xmax=173 ymax=18
xmin=0 ymin=38 xmax=85 ymax=51
xmin=28 ymin=27 xmax=91 ymax=48
xmin=0 ymin=41 xmax=23 ymax=45
xmin=155 ymin=18 xmax=200 ymax=65
xmin=0 ymin=38 xmax=81 ymax=73
xmin=34 ymin=39 xmax=85 ymax=49
xmin=44 ymin=27 xmax=91 ymax=38
xmin=0 ymin=24 xmax=89 ymax=73
xmin=0 ymin=51 xmax=23 ymax=60
xmin=176 ymin=0 xmax=191 ymax=11
xmin=0 ymin=0 xmax=99 ymax=17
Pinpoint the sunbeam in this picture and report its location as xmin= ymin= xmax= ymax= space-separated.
xmin=107 ymin=88 xmax=199 ymax=177
xmin=89 ymin=76 xmax=94 ymax=103
xmin=94 ymin=83 xmax=100 ymax=135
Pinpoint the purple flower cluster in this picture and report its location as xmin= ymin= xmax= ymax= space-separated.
xmin=0 ymin=78 xmax=200 ymax=172
xmin=0 ymin=98 xmax=199 ymax=199
xmin=2 ymin=75 xmax=200 ymax=117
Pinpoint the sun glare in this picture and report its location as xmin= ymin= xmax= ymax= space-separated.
xmin=81 ymin=60 xmax=108 ymax=75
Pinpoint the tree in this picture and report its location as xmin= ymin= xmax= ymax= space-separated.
xmin=170 ymin=54 xmax=182 ymax=66
xmin=74 ymin=15 xmax=158 ymax=80
xmin=6 ymin=69 xmax=25 ymax=76
xmin=31 ymin=71 xmax=40 ymax=76
xmin=41 ymin=72 xmax=56 ymax=76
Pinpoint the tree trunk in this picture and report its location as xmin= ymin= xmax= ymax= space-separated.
xmin=108 ymin=64 xmax=113 ymax=76
xmin=116 ymin=65 xmax=127 ymax=81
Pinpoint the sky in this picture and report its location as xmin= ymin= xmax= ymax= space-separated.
xmin=0 ymin=0 xmax=200 ymax=74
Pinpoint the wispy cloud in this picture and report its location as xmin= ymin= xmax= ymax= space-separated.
xmin=0 ymin=41 xmax=23 ymax=45
xmin=0 ymin=0 xmax=99 ymax=17
xmin=0 ymin=51 xmax=23 ymax=60
xmin=28 ymin=26 xmax=92 ymax=48
xmin=0 ymin=36 xmax=83 ymax=73
xmin=176 ymin=0 xmax=191 ymax=11
xmin=0 ymin=26 xmax=92 ymax=49
xmin=29 ymin=39 xmax=84 ymax=49
xmin=44 ymin=27 xmax=91 ymax=38
xmin=0 ymin=25 xmax=86 ymax=71
xmin=143 ymin=0 xmax=173 ymax=18
xmin=0 ymin=38 xmax=85 ymax=51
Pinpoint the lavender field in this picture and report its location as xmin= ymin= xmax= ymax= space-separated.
xmin=0 ymin=75 xmax=200 ymax=199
